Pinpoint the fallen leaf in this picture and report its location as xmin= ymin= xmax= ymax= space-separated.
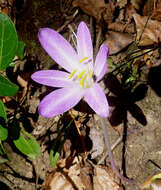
xmin=94 ymin=165 xmax=123 ymax=190
xmin=73 ymin=0 xmax=115 ymax=24
xmin=143 ymin=0 xmax=161 ymax=21
xmin=130 ymin=0 xmax=146 ymax=11
xmin=116 ymin=0 xmax=128 ymax=8
xmin=44 ymin=157 xmax=123 ymax=190
xmin=151 ymin=2 xmax=161 ymax=21
xmin=141 ymin=170 xmax=161 ymax=189
xmin=104 ymin=31 xmax=133 ymax=55
xmin=73 ymin=0 xmax=106 ymax=21
xmin=133 ymin=13 xmax=161 ymax=46
xmin=143 ymin=0 xmax=155 ymax=15
xmin=45 ymin=157 xmax=86 ymax=190
xmin=108 ymin=22 xmax=135 ymax=34
xmin=125 ymin=2 xmax=137 ymax=20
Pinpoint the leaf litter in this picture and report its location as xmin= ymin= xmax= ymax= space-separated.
xmin=0 ymin=0 xmax=161 ymax=190
xmin=45 ymin=156 xmax=123 ymax=190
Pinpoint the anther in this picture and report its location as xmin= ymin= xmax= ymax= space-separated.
xmin=79 ymin=57 xmax=88 ymax=63
xmin=77 ymin=70 xmax=86 ymax=79
xmin=80 ymin=74 xmax=87 ymax=87
xmin=68 ymin=69 xmax=77 ymax=79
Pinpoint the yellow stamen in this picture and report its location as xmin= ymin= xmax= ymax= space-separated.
xmin=79 ymin=57 xmax=88 ymax=63
xmin=80 ymin=74 xmax=87 ymax=87
xmin=77 ymin=70 xmax=86 ymax=79
xmin=68 ymin=69 xmax=77 ymax=79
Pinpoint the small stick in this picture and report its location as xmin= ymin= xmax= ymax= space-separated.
xmin=69 ymin=110 xmax=86 ymax=152
xmin=98 ymin=135 xmax=123 ymax=165
xmin=56 ymin=9 xmax=78 ymax=33
xmin=69 ymin=110 xmax=81 ymax=136
xmin=100 ymin=117 xmax=136 ymax=183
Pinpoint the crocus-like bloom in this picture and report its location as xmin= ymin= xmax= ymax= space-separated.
xmin=31 ymin=22 xmax=109 ymax=118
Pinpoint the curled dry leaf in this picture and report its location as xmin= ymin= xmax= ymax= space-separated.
xmin=133 ymin=13 xmax=161 ymax=46
xmin=73 ymin=0 xmax=106 ymax=21
xmin=94 ymin=165 xmax=123 ymax=190
xmin=104 ymin=31 xmax=133 ymax=55
xmin=45 ymin=157 xmax=86 ymax=190
xmin=44 ymin=156 xmax=123 ymax=190
xmin=141 ymin=170 xmax=161 ymax=189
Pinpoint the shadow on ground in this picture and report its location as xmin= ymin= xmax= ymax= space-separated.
xmin=104 ymin=73 xmax=148 ymax=126
xmin=148 ymin=64 xmax=161 ymax=97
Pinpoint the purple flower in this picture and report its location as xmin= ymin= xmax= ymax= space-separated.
xmin=31 ymin=22 xmax=109 ymax=118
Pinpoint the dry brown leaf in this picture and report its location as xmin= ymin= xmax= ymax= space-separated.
xmin=116 ymin=0 xmax=128 ymax=8
xmin=73 ymin=0 xmax=106 ymax=21
xmin=44 ymin=157 xmax=123 ymax=190
xmin=104 ymin=31 xmax=133 ymax=55
xmin=73 ymin=0 xmax=115 ymax=24
xmin=108 ymin=22 xmax=135 ymax=34
xmin=143 ymin=0 xmax=161 ymax=21
xmin=0 ymin=0 xmax=14 ymax=15
xmin=94 ymin=165 xmax=123 ymax=190
xmin=130 ymin=0 xmax=146 ymax=11
xmin=125 ymin=2 xmax=137 ymax=20
xmin=143 ymin=0 xmax=155 ymax=15
xmin=45 ymin=157 xmax=86 ymax=190
xmin=141 ymin=171 xmax=161 ymax=189
xmin=151 ymin=2 xmax=161 ymax=21
xmin=133 ymin=13 xmax=161 ymax=46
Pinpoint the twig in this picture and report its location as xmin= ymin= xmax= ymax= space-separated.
xmin=69 ymin=110 xmax=86 ymax=152
xmin=100 ymin=117 xmax=136 ymax=183
xmin=98 ymin=135 xmax=123 ymax=165
xmin=56 ymin=9 xmax=78 ymax=33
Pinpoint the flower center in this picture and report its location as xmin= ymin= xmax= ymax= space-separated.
xmin=68 ymin=57 xmax=94 ymax=88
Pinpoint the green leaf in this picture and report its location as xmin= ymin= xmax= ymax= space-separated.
xmin=16 ymin=41 xmax=26 ymax=59
xmin=13 ymin=123 xmax=42 ymax=159
xmin=0 ymin=100 xmax=8 ymax=141
xmin=0 ymin=126 xmax=8 ymax=141
xmin=125 ymin=76 xmax=134 ymax=84
xmin=107 ymin=58 xmax=116 ymax=69
xmin=0 ymin=74 xmax=18 ymax=96
xmin=49 ymin=149 xmax=59 ymax=168
xmin=0 ymin=100 xmax=7 ymax=120
xmin=0 ymin=13 xmax=18 ymax=70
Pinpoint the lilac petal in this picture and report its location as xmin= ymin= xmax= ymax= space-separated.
xmin=38 ymin=86 xmax=85 ymax=118
xmin=84 ymin=83 xmax=109 ymax=117
xmin=77 ymin=22 xmax=93 ymax=68
xmin=38 ymin=28 xmax=79 ymax=72
xmin=31 ymin=70 xmax=75 ymax=88
xmin=94 ymin=44 xmax=109 ymax=82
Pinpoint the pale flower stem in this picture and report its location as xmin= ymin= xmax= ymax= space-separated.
xmin=100 ymin=117 xmax=136 ymax=184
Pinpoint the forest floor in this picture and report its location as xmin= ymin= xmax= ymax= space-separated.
xmin=0 ymin=0 xmax=161 ymax=190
